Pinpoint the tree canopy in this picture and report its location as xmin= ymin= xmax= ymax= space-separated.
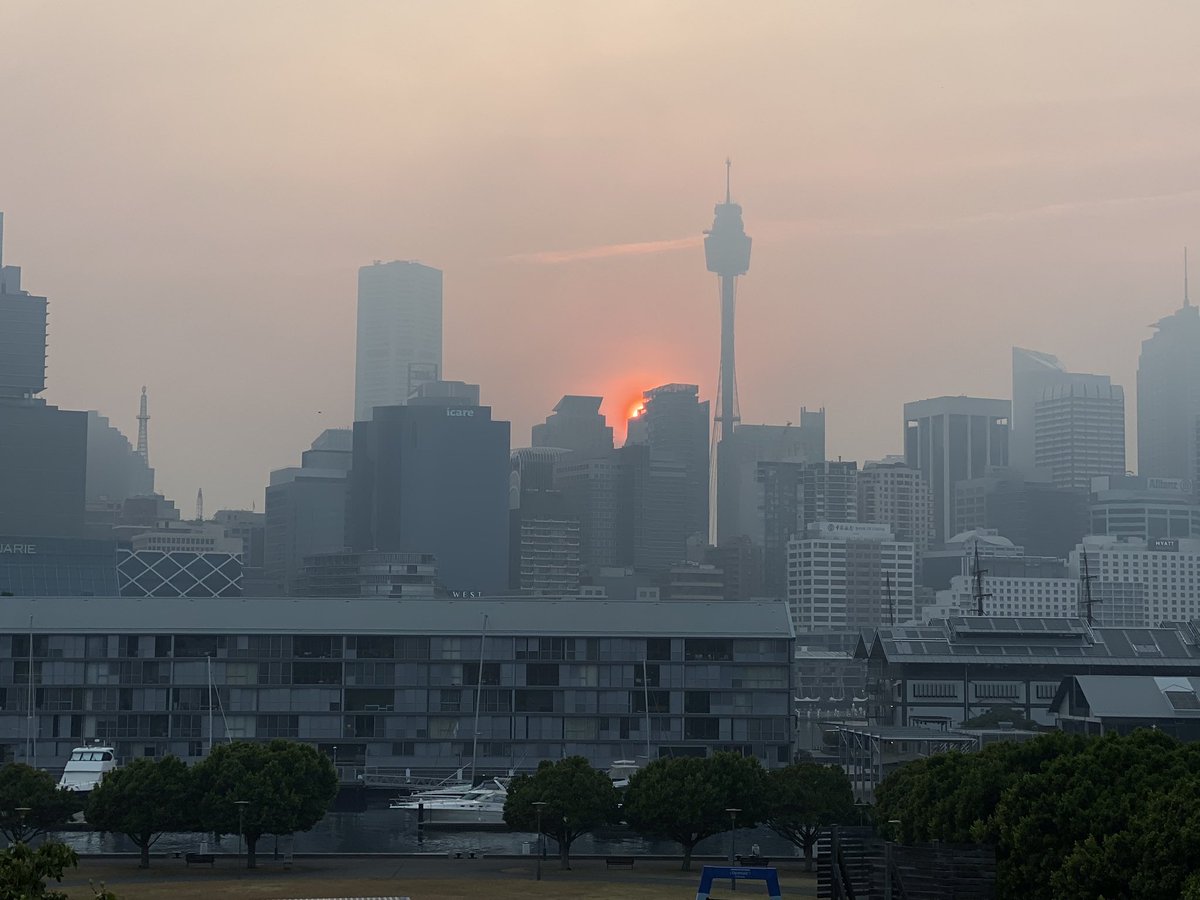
xmin=503 ymin=756 xmax=619 ymax=870
xmin=765 ymin=763 xmax=855 ymax=870
xmin=622 ymin=752 xmax=769 ymax=870
xmin=874 ymin=729 xmax=1200 ymax=899
xmin=0 ymin=764 xmax=81 ymax=844
xmin=192 ymin=740 xmax=338 ymax=868
xmin=0 ymin=841 xmax=79 ymax=900
xmin=86 ymin=756 xmax=196 ymax=869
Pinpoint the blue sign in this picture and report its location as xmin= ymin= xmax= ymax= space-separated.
xmin=694 ymin=865 xmax=782 ymax=900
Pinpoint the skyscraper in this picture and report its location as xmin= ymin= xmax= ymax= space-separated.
xmin=354 ymin=260 xmax=443 ymax=422
xmin=531 ymin=395 xmax=613 ymax=456
xmin=706 ymin=161 xmax=753 ymax=543
xmin=858 ymin=460 xmax=935 ymax=559
xmin=625 ymin=383 xmax=709 ymax=543
xmin=349 ymin=382 xmax=510 ymax=593
xmin=1138 ymin=288 xmax=1200 ymax=482
xmin=904 ymin=396 xmax=1010 ymax=544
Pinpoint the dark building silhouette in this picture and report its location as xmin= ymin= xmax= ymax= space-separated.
xmin=350 ymin=382 xmax=509 ymax=594
xmin=614 ymin=443 xmax=689 ymax=573
xmin=532 ymin=395 xmax=613 ymax=456
xmin=954 ymin=470 xmax=1088 ymax=561
xmin=509 ymin=448 xmax=580 ymax=595
xmin=1138 ymin=295 xmax=1200 ymax=483
xmin=625 ymin=383 xmax=709 ymax=545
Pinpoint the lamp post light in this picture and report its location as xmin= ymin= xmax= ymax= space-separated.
xmin=234 ymin=800 xmax=250 ymax=867
xmin=14 ymin=808 xmax=30 ymax=845
xmin=726 ymin=807 xmax=741 ymax=892
xmin=532 ymin=801 xmax=547 ymax=881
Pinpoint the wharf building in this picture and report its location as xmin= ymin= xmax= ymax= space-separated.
xmin=0 ymin=213 xmax=87 ymax=540
xmin=904 ymin=396 xmax=1010 ymax=544
xmin=349 ymin=382 xmax=510 ymax=595
xmin=354 ymin=260 xmax=442 ymax=423
xmin=265 ymin=428 xmax=353 ymax=596
xmin=858 ymin=615 xmax=1200 ymax=729
xmin=786 ymin=522 xmax=916 ymax=633
xmin=0 ymin=597 xmax=795 ymax=774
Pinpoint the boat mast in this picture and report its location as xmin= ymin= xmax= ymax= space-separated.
xmin=470 ymin=614 xmax=488 ymax=786
xmin=206 ymin=655 xmax=213 ymax=754
xmin=643 ymin=657 xmax=651 ymax=763
xmin=26 ymin=615 xmax=34 ymax=769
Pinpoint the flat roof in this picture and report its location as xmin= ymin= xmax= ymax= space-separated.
xmin=0 ymin=597 xmax=795 ymax=638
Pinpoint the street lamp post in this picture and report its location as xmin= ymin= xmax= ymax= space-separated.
xmin=726 ymin=807 xmax=741 ymax=892
xmin=235 ymin=800 xmax=250 ymax=867
xmin=532 ymin=801 xmax=547 ymax=881
xmin=14 ymin=808 xmax=30 ymax=845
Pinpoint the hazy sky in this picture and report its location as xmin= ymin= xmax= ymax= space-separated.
xmin=3 ymin=2 xmax=1199 ymax=511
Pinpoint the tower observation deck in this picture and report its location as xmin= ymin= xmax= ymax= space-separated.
xmin=705 ymin=160 xmax=752 ymax=542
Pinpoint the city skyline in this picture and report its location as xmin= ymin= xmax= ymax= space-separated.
xmin=4 ymin=4 xmax=1200 ymax=509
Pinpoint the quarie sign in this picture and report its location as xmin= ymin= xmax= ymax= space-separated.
xmin=0 ymin=543 xmax=36 ymax=555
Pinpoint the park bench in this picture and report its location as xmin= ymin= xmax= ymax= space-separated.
xmin=184 ymin=853 xmax=215 ymax=867
xmin=735 ymin=854 xmax=770 ymax=866
xmin=605 ymin=856 xmax=636 ymax=869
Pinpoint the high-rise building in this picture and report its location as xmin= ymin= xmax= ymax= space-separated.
xmin=858 ymin=460 xmax=935 ymax=560
xmin=556 ymin=453 xmax=620 ymax=573
xmin=715 ymin=410 xmax=826 ymax=544
xmin=265 ymin=428 xmax=353 ymax=595
xmin=953 ymin=470 xmax=1088 ymax=561
xmin=1137 ymin=296 xmax=1200 ymax=483
xmin=614 ymin=443 xmax=689 ymax=573
xmin=0 ymin=213 xmax=87 ymax=539
xmin=85 ymin=410 xmax=154 ymax=506
xmin=756 ymin=460 xmax=858 ymax=598
xmin=1089 ymin=475 xmax=1200 ymax=541
xmin=786 ymin=521 xmax=915 ymax=632
xmin=295 ymin=550 xmax=438 ymax=599
xmin=509 ymin=448 xmax=580 ymax=595
xmin=349 ymin=382 xmax=510 ymax=594
xmin=625 ymin=384 xmax=709 ymax=544
xmin=1034 ymin=381 xmax=1126 ymax=491
xmin=531 ymin=396 xmax=613 ymax=456
xmin=354 ymin=260 xmax=442 ymax=422
xmin=903 ymin=396 xmax=1010 ymax=544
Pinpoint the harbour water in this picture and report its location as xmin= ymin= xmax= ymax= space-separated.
xmin=49 ymin=805 xmax=805 ymax=859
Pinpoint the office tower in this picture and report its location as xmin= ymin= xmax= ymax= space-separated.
xmin=531 ymin=396 xmax=614 ymax=455
xmin=265 ymin=428 xmax=353 ymax=595
xmin=715 ymin=409 xmax=826 ymax=543
xmin=954 ymin=469 xmax=1088 ymax=561
xmin=1070 ymin=535 xmax=1200 ymax=627
xmin=116 ymin=523 xmax=244 ymax=598
xmin=0 ymin=535 xmax=119 ymax=597
xmin=1089 ymin=475 xmax=1200 ymax=541
xmin=1012 ymin=347 xmax=1125 ymax=484
xmin=703 ymin=536 xmax=763 ymax=600
xmin=354 ymin=260 xmax=443 ymax=422
xmin=904 ymin=396 xmax=1010 ymax=544
xmin=0 ymin=213 xmax=87 ymax=538
xmin=614 ymin=443 xmax=689 ymax=573
xmin=706 ymin=161 xmax=753 ymax=542
xmin=624 ymin=384 xmax=710 ymax=543
xmin=85 ymin=410 xmax=154 ymax=506
xmin=510 ymin=448 xmax=581 ymax=595
xmin=556 ymin=453 xmax=620 ymax=573
xmin=349 ymin=382 xmax=510 ymax=593
xmin=1137 ymin=290 xmax=1200 ymax=482
xmin=786 ymin=522 xmax=915 ymax=632
xmin=295 ymin=550 xmax=438 ymax=598
xmin=924 ymin=565 xmax=1079 ymax=621
xmin=757 ymin=460 xmax=858 ymax=598
xmin=1034 ymin=381 xmax=1126 ymax=491
xmin=859 ymin=461 xmax=935 ymax=560
xmin=212 ymin=509 xmax=266 ymax=570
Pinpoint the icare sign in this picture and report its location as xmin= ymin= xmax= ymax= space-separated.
xmin=446 ymin=408 xmax=475 ymax=417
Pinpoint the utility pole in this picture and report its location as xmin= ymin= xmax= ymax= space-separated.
xmin=1080 ymin=549 xmax=1100 ymax=625
xmin=971 ymin=544 xmax=992 ymax=616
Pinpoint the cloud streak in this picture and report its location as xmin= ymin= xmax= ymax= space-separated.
xmin=504 ymin=234 xmax=701 ymax=265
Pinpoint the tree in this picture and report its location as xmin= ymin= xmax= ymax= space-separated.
xmin=86 ymin=756 xmax=196 ymax=869
xmin=622 ymin=752 xmax=769 ymax=870
xmin=0 ymin=764 xmax=82 ymax=844
xmin=192 ymin=740 xmax=338 ymax=868
xmin=503 ymin=756 xmax=619 ymax=870
xmin=0 ymin=841 xmax=78 ymax=900
xmin=765 ymin=763 xmax=854 ymax=870
xmin=959 ymin=706 xmax=1040 ymax=731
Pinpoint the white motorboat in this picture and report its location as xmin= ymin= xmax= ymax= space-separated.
xmin=608 ymin=759 xmax=639 ymax=789
xmin=391 ymin=778 xmax=509 ymax=827
xmin=57 ymin=745 xmax=118 ymax=793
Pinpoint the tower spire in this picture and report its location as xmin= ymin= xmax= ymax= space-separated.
xmin=725 ymin=158 xmax=732 ymax=204
xmin=195 ymin=488 xmax=204 ymax=524
xmin=136 ymin=386 xmax=150 ymax=464
xmin=1186 ymin=247 xmax=1191 ymax=308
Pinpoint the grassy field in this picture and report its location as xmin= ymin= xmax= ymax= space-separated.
xmin=59 ymin=858 xmax=819 ymax=900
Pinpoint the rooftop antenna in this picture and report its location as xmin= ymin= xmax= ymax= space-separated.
xmin=1186 ymin=247 xmax=1191 ymax=308
xmin=971 ymin=544 xmax=992 ymax=616
xmin=136 ymin=386 xmax=150 ymax=464
xmin=725 ymin=157 xmax=732 ymax=204
xmin=1080 ymin=549 xmax=1100 ymax=626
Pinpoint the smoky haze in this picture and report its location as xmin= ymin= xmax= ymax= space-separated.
xmin=1 ymin=1 xmax=1197 ymax=509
